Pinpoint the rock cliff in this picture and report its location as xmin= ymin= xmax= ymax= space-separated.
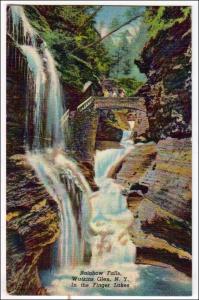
xmin=7 ymin=155 xmax=60 ymax=295
xmin=114 ymin=138 xmax=191 ymax=276
xmin=135 ymin=16 xmax=191 ymax=142
xmin=114 ymin=13 xmax=192 ymax=276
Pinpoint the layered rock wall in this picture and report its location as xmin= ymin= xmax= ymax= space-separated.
xmin=115 ymin=13 xmax=192 ymax=275
xmin=136 ymin=16 xmax=191 ymax=141
xmin=115 ymin=138 xmax=191 ymax=276
xmin=7 ymin=36 xmax=33 ymax=156
xmin=7 ymin=155 xmax=60 ymax=295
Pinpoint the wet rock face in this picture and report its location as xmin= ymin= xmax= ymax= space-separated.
xmin=114 ymin=138 xmax=191 ymax=275
xmin=115 ymin=143 xmax=157 ymax=189
xmin=136 ymin=17 xmax=191 ymax=141
xmin=7 ymin=38 xmax=28 ymax=156
xmin=96 ymin=103 xmax=150 ymax=144
xmin=129 ymin=16 xmax=192 ymax=275
xmin=96 ymin=110 xmax=123 ymax=142
xmin=7 ymin=155 xmax=60 ymax=295
xmin=77 ymin=161 xmax=99 ymax=192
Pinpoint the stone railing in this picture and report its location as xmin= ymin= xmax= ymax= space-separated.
xmin=77 ymin=96 xmax=146 ymax=112
xmin=77 ymin=96 xmax=94 ymax=112
xmin=94 ymin=97 xmax=146 ymax=112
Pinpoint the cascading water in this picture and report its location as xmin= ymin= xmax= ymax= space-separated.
xmin=38 ymin=130 xmax=191 ymax=297
xmin=43 ymin=48 xmax=65 ymax=148
xmin=9 ymin=6 xmax=192 ymax=297
xmin=10 ymin=5 xmax=36 ymax=45
xmin=20 ymin=45 xmax=46 ymax=149
xmin=28 ymin=151 xmax=91 ymax=269
xmin=90 ymin=130 xmax=136 ymax=267
xmin=10 ymin=5 xmax=89 ymax=270
xmin=10 ymin=6 xmax=65 ymax=149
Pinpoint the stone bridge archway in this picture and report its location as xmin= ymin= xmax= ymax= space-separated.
xmin=66 ymin=96 xmax=149 ymax=162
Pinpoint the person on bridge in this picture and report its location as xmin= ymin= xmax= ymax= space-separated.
xmin=118 ymin=88 xmax=126 ymax=98
xmin=112 ymin=88 xmax=118 ymax=97
xmin=109 ymin=89 xmax=113 ymax=97
xmin=103 ymin=88 xmax=109 ymax=97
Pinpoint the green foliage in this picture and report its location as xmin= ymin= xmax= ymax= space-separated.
xmin=25 ymin=6 xmax=50 ymax=32
xmin=144 ymin=6 xmax=191 ymax=39
xmin=112 ymin=77 xmax=143 ymax=96
xmin=102 ymin=7 xmax=148 ymax=82
xmin=108 ymin=34 xmax=132 ymax=78
xmin=24 ymin=5 xmax=112 ymax=90
xmin=109 ymin=17 xmax=120 ymax=30
xmin=24 ymin=5 xmax=147 ymax=96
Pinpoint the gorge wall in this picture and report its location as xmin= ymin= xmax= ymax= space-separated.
xmin=7 ymin=154 xmax=60 ymax=295
xmin=6 ymin=5 xmax=192 ymax=296
xmin=114 ymin=13 xmax=192 ymax=275
xmin=135 ymin=16 xmax=191 ymax=141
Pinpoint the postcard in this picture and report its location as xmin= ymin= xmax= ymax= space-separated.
xmin=1 ymin=0 xmax=198 ymax=299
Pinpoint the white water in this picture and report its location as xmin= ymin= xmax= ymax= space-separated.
xmin=90 ymin=130 xmax=136 ymax=267
xmin=20 ymin=45 xmax=46 ymax=149
xmin=11 ymin=6 xmax=65 ymax=149
xmin=27 ymin=151 xmax=91 ymax=269
xmin=39 ymin=130 xmax=139 ymax=296
xmin=10 ymin=5 xmax=36 ymax=45
xmin=44 ymin=48 xmax=65 ymax=148
xmin=10 ymin=6 xmax=87 ymax=269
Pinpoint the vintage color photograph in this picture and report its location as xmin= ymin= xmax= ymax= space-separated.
xmin=3 ymin=0 xmax=195 ymax=297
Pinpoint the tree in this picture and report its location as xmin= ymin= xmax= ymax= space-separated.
xmin=25 ymin=5 xmax=112 ymax=90
xmin=70 ymin=12 xmax=142 ymax=53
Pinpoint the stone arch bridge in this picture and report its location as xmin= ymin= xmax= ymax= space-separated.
xmin=63 ymin=96 xmax=149 ymax=162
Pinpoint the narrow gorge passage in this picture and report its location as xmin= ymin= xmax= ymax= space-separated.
xmin=5 ymin=4 xmax=193 ymax=297
xmin=39 ymin=131 xmax=191 ymax=297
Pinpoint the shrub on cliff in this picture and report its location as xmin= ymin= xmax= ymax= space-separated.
xmin=144 ymin=6 xmax=191 ymax=39
xmin=25 ymin=5 xmax=112 ymax=90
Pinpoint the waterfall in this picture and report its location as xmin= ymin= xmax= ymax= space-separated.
xmin=10 ymin=6 xmax=65 ymax=149
xmin=38 ymin=130 xmax=139 ymax=295
xmin=43 ymin=48 xmax=65 ymax=148
xmin=20 ymin=45 xmax=46 ymax=149
xmin=10 ymin=6 xmax=36 ymax=45
xmin=20 ymin=44 xmax=64 ymax=149
xmin=10 ymin=5 xmax=88 ymax=270
xmin=94 ymin=130 xmax=134 ymax=184
xmin=90 ymin=131 xmax=136 ymax=267
xmin=27 ymin=152 xmax=91 ymax=269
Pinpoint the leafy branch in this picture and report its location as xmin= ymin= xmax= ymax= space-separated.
xmin=70 ymin=13 xmax=143 ymax=54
